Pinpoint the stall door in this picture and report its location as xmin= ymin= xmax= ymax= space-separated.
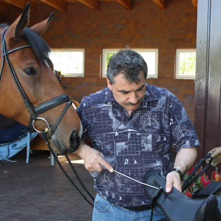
xmin=194 ymin=0 xmax=221 ymax=159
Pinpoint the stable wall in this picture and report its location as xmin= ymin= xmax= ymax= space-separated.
xmin=2 ymin=0 xmax=197 ymax=122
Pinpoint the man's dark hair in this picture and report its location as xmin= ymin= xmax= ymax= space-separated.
xmin=106 ymin=49 xmax=148 ymax=84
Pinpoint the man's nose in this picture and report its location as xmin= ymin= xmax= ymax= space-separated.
xmin=128 ymin=92 xmax=139 ymax=104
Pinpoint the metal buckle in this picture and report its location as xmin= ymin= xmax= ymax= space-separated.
xmin=32 ymin=117 xmax=50 ymax=133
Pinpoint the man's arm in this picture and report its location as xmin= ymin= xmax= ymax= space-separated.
xmin=73 ymin=140 xmax=113 ymax=173
xmin=165 ymin=147 xmax=197 ymax=192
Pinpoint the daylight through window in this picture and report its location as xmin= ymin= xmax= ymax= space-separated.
xmin=49 ymin=49 xmax=84 ymax=77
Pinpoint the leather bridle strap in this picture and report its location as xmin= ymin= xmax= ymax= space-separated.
xmin=34 ymin=94 xmax=70 ymax=115
xmin=47 ymin=100 xmax=72 ymax=138
xmin=41 ymin=131 xmax=94 ymax=207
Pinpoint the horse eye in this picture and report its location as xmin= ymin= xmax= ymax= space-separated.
xmin=24 ymin=67 xmax=37 ymax=76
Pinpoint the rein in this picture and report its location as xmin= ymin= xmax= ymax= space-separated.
xmin=41 ymin=131 xmax=94 ymax=207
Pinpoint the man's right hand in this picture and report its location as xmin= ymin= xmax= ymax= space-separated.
xmin=73 ymin=142 xmax=113 ymax=173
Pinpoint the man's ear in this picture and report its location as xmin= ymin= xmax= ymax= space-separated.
xmin=106 ymin=78 xmax=112 ymax=91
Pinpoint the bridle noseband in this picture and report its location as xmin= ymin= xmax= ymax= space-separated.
xmin=0 ymin=27 xmax=73 ymax=138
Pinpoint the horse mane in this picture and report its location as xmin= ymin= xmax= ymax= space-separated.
xmin=0 ymin=24 xmax=52 ymax=67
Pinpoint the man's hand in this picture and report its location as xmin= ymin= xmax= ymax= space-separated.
xmin=165 ymin=171 xmax=182 ymax=193
xmin=73 ymin=142 xmax=113 ymax=173
xmin=207 ymin=147 xmax=221 ymax=167
xmin=166 ymin=147 xmax=197 ymax=193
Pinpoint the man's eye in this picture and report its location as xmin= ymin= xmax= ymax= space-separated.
xmin=121 ymin=91 xmax=128 ymax=95
xmin=24 ymin=67 xmax=37 ymax=76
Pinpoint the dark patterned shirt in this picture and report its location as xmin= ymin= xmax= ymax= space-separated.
xmin=77 ymin=83 xmax=200 ymax=207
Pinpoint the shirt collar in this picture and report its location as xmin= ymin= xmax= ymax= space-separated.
xmin=143 ymin=83 xmax=158 ymax=103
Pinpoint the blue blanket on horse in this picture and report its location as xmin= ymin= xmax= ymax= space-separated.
xmin=0 ymin=122 xmax=27 ymax=144
xmin=0 ymin=131 xmax=38 ymax=161
xmin=0 ymin=116 xmax=37 ymax=161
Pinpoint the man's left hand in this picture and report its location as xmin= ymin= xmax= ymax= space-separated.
xmin=165 ymin=171 xmax=182 ymax=193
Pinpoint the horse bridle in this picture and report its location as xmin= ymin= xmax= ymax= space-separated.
xmin=0 ymin=27 xmax=73 ymax=138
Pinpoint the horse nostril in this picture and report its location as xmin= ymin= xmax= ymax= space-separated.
xmin=69 ymin=130 xmax=80 ymax=151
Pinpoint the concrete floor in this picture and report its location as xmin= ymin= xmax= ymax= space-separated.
xmin=0 ymin=150 xmax=96 ymax=221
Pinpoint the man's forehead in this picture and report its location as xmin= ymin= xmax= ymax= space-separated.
xmin=116 ymin=82 xmax=146 ymax=92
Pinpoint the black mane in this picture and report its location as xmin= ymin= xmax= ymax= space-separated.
xmin=23 ymin=27 xmax=52 ymax=66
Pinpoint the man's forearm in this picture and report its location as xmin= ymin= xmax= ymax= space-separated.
xmin=173 ymin=147 xmax=198 ymax=175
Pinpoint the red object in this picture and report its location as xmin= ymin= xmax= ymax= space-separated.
xmin=185 ymin=191 xmax=192 ymax=197
xmin=187 ymin=166 xmax=194 ymax=175
xmin=200 ymin=173 xmax=211 ymax=187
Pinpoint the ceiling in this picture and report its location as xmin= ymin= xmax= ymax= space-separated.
xmin=0 ymin=0 xmax=197 ymax=12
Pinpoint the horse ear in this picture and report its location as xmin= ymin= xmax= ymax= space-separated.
xmin=6 ymin=2 xmax=30 ymax=39
xmin=30 ymin=13 xmax=54 ymax=36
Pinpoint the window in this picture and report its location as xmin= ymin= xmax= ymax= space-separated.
xmin=175 ymin=49 xmax=196 ymax=79
xmin=102 ymin=49 xmax=158 ymax=79
xmin=49 ymin=49 xmax=84 ymax=77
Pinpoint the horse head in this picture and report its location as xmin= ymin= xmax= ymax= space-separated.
xmin=0 ymin=3 xmax=82 ymax=154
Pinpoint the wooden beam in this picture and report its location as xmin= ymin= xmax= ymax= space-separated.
xmin=2 ymin=0 xmax=36 ymax=12
xmin=30 ymin=0 xmax=42 ymax=4
xmin=191 ymin=0 xmax=197 ymax=9
xmin=0 ymin=2 xmax=8 ymax=13
xmin=116 ymin=0 xmax=131 ymax=10
xmin=78 ymin=0 xmax=99 ymax=10
xmin=153 ymin=0 xmax=165 ymax=9
xmin=40 ymin=0 xmax=68 ymax=12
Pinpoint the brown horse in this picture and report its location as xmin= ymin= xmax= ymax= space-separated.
xmin=0 ymin=3 xmax=82 ymax=155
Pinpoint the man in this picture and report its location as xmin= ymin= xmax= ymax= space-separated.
xmin=74 ymin=49 xmax=200 ymax=220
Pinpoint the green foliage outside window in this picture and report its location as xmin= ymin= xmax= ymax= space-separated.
xmin=179 ymin=52 xmax=196 ymax=76
xmin=106 ymin=52 xmax=116 ymax=69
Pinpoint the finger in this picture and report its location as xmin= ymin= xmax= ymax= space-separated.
xmin=165 ymin=180 xmax=173 ymax=193
xmin=98 ymin=158 xmax=113 ymax=173
xmin=210 ymin=148 xmax=221 ymax=157
xmin=213 ymin=159 xmax=221 ymax=167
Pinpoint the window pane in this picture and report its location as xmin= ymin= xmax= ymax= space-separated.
xmin=176 ymin=49 xmax=196 ymax=79
xmin=49 ymin=49 xmax=84 ymax=77
xmin=139 ymin=52 xmax=157 ymax=77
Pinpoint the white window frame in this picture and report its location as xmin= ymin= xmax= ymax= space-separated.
xmin=102 ymin=48 xmax=158 ymax=79
xmin=175 ymin=49 xmax=196 ymax=80
xmin=49 ymin=49 xmax=85 ymax=77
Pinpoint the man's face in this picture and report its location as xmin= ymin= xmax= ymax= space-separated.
xmin=107 ymin=71 xmax=146 ymax=115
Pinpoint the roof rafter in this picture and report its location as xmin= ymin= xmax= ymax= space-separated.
xmin=191 ymin=0 xmax=197 ymax=9
xmin=78 ymin=0 xmax=99 ymax=10
xmin=116 ymin=0 xmax=131 ymax=10
xmin=40 ymin=0 xmax=68 ymax=12
xmin=153 ymin=0 xmax=165 ymax=9
xmin=2 ymin=0 xmax=36 ymax=12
